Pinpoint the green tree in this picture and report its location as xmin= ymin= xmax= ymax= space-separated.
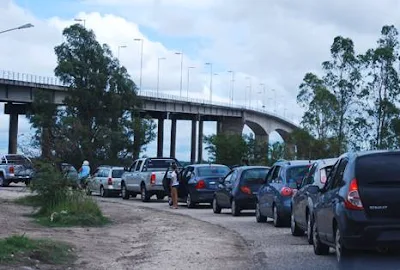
xmin=359 ymin=25 xmax=400 ymax=149
xmin=204 ymin=134 xmax=248 ymax=166
xmin=28 ymin=24 xmax=155 ymax=168
xmin=322 ymin=36 xmax=361 ymax=153
xmin=244 ymin=134 xmax=269 ymax=165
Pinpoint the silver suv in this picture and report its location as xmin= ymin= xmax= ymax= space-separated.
xmin=86 ymin=166 xmax=124 ymax=197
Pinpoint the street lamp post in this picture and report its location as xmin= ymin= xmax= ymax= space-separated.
xmin=187 ymin=66 xmax=195 ymax=100
xmin=157 ymin=57 xmax=166 ymax=95
xmin=0 ymin=23 xmax=34 ymax=35
xmin=272 ymin=89 xmax=277 ymax=113
xmin=245 ymin=77 xmax=251 ymax=107
xmin=205 ymin=63 xmax=213 ymax=103
xmin=74 ymin=18 xmax=86 ymax=27
xmin=228 ymin=71 xmax=235 ymax=105
xmin=134 ymin=38 xmax=144 ymax=94
xmin=259 ymin=83 xmax=266 ymax=109
xmin=118 ymin=45 xmax=127 ymax=59
xmin=175 ymin=52 xmax=184 ymax=97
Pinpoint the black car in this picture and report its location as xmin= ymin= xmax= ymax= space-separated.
xmin=256 ymin=160 xmax=313 ymax=227
xmin=212 ymin=166 xmax=270 ymax=216
xmin=290 ymin=158 xmax=337 ymax=243
xmin=308 ymin=150 xmax=400 ymax=264
xmin=165 ymin=164 xmax=230 ymax=208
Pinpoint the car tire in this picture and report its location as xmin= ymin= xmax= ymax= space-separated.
xmin=157 ymin=194 xmax=165 ymax=200
xmin=141 ymin=184 xmax=150 ymax=202
xmin=100 ymin=186 xmax=109 ymax=197
xmin=335 ymin=226 xmax=352 ymax=264
xmin=121 ymin=183 xmax=130 ymax=200
xmin=256 ymin=202 xmax=267 ymax=223
xmin=212 ymin=197 xmax=221 ymax=214
xmin=86 ymin=186 xmax=92 ymax=196
xmin=25 ymin=179 xmax=31 ymax=186
xmin=313 ymin=218 xmax=330 ymax=255
xmin=273 ymin=204 xmax=283 ymax=227
xmin=307 ymin=211 xmax=313 ymax=244
xmin=291 ymin=209 xmax=304 ymax=236
xmin=231 ymin=200 xmax=240 ymax=216
xmin=186 ymin=193 xmax=196 ymax=208
xmin=0 ymin=176 xmax=9 ymax=187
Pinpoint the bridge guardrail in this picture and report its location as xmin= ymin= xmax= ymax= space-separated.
xmin=0 ymin=69 xmax=298 ymax=126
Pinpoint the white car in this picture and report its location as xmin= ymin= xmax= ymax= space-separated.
xmin=86 ymin=166 xmax=124 ymax=197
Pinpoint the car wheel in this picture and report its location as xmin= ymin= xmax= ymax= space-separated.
xmin=141 ymin=185 xmax=150 ymax=202
xmin=100 ymin=186 xmax=109 ymax=197
xmin=231 ymin=200 xmax=240 ymax=216
xmin=312 ymin=218 xmax=330 ymax=255
xmin=256 ymin=202 xmax=267 ymax=223
xmin=291 ymin=209 xmax=304 ymax=236
xmin=0 ymin=176 xmax=9 ymax=187
xmin=157 ymin=194 xmax=165 ymax=200
xmin=335 ymin=227 xmax=352 ymax=264
xmin=273 ymin=204 xmax=282 ymax=227
xmin=86 ymin=186 xmax=92 ymax=196
xmin=186 ymin=193 xmax=196 ymax=208
xmin=25 ymin=179 xmax=31 ymax=186
xmin=307 ymin=211 xmax=313 ymax=244
xmin=212 ymin=197 xmax=221 ymax=214
xmin=121 ymin=183 xmax=130 ymax=200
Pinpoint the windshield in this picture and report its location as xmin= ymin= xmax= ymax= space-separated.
xmin=197 ymin=166 xmax=230 ymax=177
xmin=286 ymin=165 xmax=311 ymax=185
xmin=356 ymin=153 xmax=400 ymax=185
xmin=241 ymin=168 xmax=269 ymax=185
xmin=112 ymin=169 xmax=124 ymax=178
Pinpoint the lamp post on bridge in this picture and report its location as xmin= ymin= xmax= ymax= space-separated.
xmin=175 ymin=52 xmax=184 ymax=97
xmin=0 ymin=23 xmax=34 ymax=35
xmin=134 ymin=38 xmax=144 ymax=94
xmin=271 ymin=89 xmax=277 ymax=113
xmin=117 ymin=45 xmax=127 ymax=59
xmin=227 ymin=70 xmax=235 ymax=105
xmin=259 ymin=83 xmax=266 ymax=109
xmin=157 ymin=57 xmax=166 ymax=96
xmin=74 ymin=18 xmax=86 ymax=27
xmin=205 ymin=62 xmax=213 ymax=103
xmin=187 ymin=66 xmax=195 ymax=100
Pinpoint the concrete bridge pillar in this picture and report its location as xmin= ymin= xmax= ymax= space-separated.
xmin=191 ymin=119 xmax=197 ymax=164
xmin=5 ymin=103 xmax=27 ymax=154
xmin=170 ymin=117 xmax=177 ymax=158
xmin=197 ymin=118 xmax=203 ymax=163
xmin=157 ymin=117 xmax=164 ymax=157
xmin=217 ymin=117 xmax=244 ymax=136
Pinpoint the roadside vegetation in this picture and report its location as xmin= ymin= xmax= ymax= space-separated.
xmin=0 ymin=234 xmax=75 ymax=266
xmin=16 ymin=162 xmax=109 ymax=227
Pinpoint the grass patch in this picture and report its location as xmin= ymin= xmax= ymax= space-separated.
xmin=18 ymin=162 xmax=110 ymax=227
xmin=0 ymin=234 xmax=75 ymax=266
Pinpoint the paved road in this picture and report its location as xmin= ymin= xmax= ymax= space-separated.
xmin=3 ymin=185 xmax=400 ymax=270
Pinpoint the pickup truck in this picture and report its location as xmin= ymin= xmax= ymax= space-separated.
xmin=121 ymin=157 xmax=181 ymax=202
xmin=0 ymin=154 xmax=34 ymax=187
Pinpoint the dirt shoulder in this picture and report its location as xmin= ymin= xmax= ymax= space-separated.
xmin=0 ymin=189 xmax=251 ymax=270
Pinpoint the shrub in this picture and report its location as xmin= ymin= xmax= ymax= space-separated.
xmin=25 ymin=161 xmax=109 ymax=227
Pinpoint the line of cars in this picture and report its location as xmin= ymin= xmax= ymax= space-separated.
xmin=83 ymin=150 xmax=400 ymax=266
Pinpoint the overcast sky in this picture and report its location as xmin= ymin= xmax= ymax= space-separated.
xmin=1 ymin=0 xmax=399 ymax=161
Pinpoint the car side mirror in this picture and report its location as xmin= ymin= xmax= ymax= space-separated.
xmin=218 ymin=177 xmax=224 ymax=184
xmin=124 ymin=167 xmax=129 ymax=172
xmin=307 ymin=185 xmax=320 ymax=194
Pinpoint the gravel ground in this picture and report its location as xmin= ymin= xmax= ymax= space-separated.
xmin=0 ymin=185 xmax=250 ymax=270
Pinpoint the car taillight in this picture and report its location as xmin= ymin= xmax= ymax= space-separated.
xmin=195 ymin=180 xmax=206 ymax=189
xmin=344 ymin=178 xmax=363 ymax=210
xmin=280 ymin=187 xmax=293 ymax=197
xmin=107 ymin=177 xmax=113 ymax=185
xmin=240 ymin=186 xmax=251 ymax=195
xmin=150 ymin=173 xmax=156 ymax=185
xmin=9 ymin=166 xmax=14 ymax=174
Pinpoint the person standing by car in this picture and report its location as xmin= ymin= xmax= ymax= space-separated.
xmin=170 ymin=163 xmax=179 ymax=209
xmin=78 ymin=160 xmax=91 ymax=189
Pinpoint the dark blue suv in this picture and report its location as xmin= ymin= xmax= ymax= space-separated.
xmin=256 ymin=160 xmax=313 ymax=227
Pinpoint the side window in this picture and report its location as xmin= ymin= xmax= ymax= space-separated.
xmin=1 ymin=157 xmax=6 ymax=164
xmin=136 ymin=160 xmax=143 ymax=171
xmin=265 ymin=166 xmax=275 ymax=184
xmin=271 ymin=166 xmax=282 ymax=183
xmin=224 ymin=172 xmax=234 ymax=184
xmin=301 ymin=164 xmax=317 ymax=187
xmin=331 ymin=159 xmax=348 ymax=189
xmin=92 ymin=168 xmax=99 ymax=177
xmin=130 ymin=161 xmax=137 ymax=172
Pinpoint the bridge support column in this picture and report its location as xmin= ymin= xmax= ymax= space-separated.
xmin=217 ymin=117 xmax=244 ymax=136
xmin=5 ymin=103 xmax=27 ymax=155
xmin=157 ymin=118 xmax=164 ymax=157
xmin=191 ymin=119 xmax=197 ymax=164
xmin=197 ymin=118 xmax=203 ymax=163
xmin=170 ymin=118 xmax=177 ymax=158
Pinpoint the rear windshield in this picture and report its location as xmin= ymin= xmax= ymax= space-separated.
xmin=147 ymin=159 xmax=178 ymax=170
xmin=356 ymin=154 xmax=400 ymax=184
xmin=197 ymin=166 xmax=230 ymax=177
xmin=112 ymin=169 xmax=124 ymax=178
xmin=241 ymin=168 xmax=269 ymax=185
xmin=286 ymin=165 xmax=311 ymax=184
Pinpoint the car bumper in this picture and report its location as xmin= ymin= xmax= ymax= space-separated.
xmin=147 ymin=184 xmax=165 ymax=192
xmin=235 ymin=196 xmax=257 ymax=210
xmin=191 ymin=190 xmax=214 ymax=203
xmin=7 ymin=176 xmax=31 ymax=182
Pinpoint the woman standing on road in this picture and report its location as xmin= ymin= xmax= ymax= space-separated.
xmin=170 ymin=164 xmax=179 ymax=209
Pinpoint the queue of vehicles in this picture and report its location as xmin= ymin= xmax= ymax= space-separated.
xmin=3 ymin=150 xmax=400 ymax=266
